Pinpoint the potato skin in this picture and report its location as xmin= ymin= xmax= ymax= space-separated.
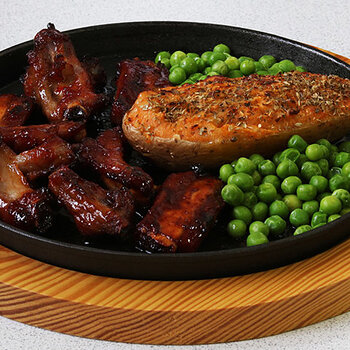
xmin=123 ymin=73 xmax=350 ymax=170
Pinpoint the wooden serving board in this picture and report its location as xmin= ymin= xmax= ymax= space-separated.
xmin=0 ymin=50 xmax=349 ymax=345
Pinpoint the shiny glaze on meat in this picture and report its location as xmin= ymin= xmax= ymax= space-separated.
xmin=0 ymin=94 xmax=33 ymax=126
xmin=77 ymin=127 xmax=154 ymax=198
xmin=23 ymin=24 xmax=105 ymax=122
xmin=136 ymin=171 xmax=224 ymax=253
xmin=0 ymin=141 xmax=52 ymax=232
xmin=48 ymin=167 xmax=134 ymax=236
xmin=123 ymin=72 xmax=350 ymax=169
xmin=111 ymin=58 xmax=169 ymax=125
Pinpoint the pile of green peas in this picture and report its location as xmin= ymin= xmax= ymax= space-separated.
xmin=155 ymin=43 xmax=307 ymax=86
xmin=219 ymin=135 xmax=350 ymax=247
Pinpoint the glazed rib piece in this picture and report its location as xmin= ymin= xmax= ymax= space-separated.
xmin=111 ymin=58 xmax=169 ymax=125
xmin=77 ymin=127 xmax=154 ymax=199
xmin=15 ymin=136 xmax=75 ymax=181
xmin=123 ymin=72 xmax=350 ymax=170
xmin=0 ymin=141 xmax=52 ymax=232
xmin=136 ymin=171 xmax=224 ymax=253
xmin=48 ymin=167 xmax=134 ymax=236
xmin=0 ymin=94 xmax=33 ymax=126
xmin=23 ymin=23 xmax=105 ymax=122
xmin=81 ymin=56 xmax=107 ymax=92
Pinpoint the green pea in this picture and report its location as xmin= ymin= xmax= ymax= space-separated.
xmin=257 ymin=70 xmax=269 ymax=75
xmin=180 ymin=79 xmax=194 ymax=85
xmin=328 ymin=214 xmax=341 ymax=222
xmin=263 ymin=175 xmax=281 ymax=190
xmin=334 ymin=152 xmax=350 ymax=167
xmin=169 ymin=67 xmax=187 ymax=85
xmin=227 ymin=219 xmax=247 ymax=238
xmin=169 ymin=64 xmax=180 ymax=73
xmin=311 ymin=211 xmax=327 ymax=227
xmin=289 ymin=209 xmax=309 ymax=227
xmin=207 ymin=71 xmax=220 ymax=77
xmin=221 ymin=184 xmax=244 ymax=206
xmin=240 ymin=60 xmax=255 ymax=75
xmin=252 ymin=202 xmax=269 ymax=221
xmin=258 ymin=160 xmax=276 ymax=176
xmin=281 ymin=176 xmax=302 ymax=194
xmin=296 ymin=154 xmax=308 ymax=169
xmin=249 ymin=221 xmax=270 ymax=236
xmin=251 ymin=170 xmax=262 ymax=185
xmin=246 ymin=232 xmax=269 ymax=246
xmin=243 ymin=192 xmax=258 ymax=209
xmin=265 ymin=215 xmax=287 ymax=236
xmin=204 ymin=66 xmax=212 ymax=74
xmin=294 ymin=225 xmax=312 ymax=235
xmin=213 ymin=43 xmax=230 ymax=55
xmin=249 ymin=154 xmax=265 ymax=166
xmin=288 ymin=135 xmax=308 ymax=152
xmin=278 ymin=59 xmax=296 ymax=72
xmin=317 ymin=192 xmax=332 ymax=202
xmin=187 ymin=52 xmax=199 ymax=59
xmin=320 ymin=195 xmax=342 ymax=215
xmin=256 ymin=183 xmax=277 ymax=203
xmin=259 ymin=55 xmax=276 ymax=69
xmin=279 ymin=148 xmax=300 ymax=163
xmin=225 ymin=56 xmax=240 ymax=70
xmin=276 ymin=159 xmax=299 ymax=179
xmin=227 ymin=173 xmax=254 ymax=192
xmin=211 ymin=60 xmax=229 ymax=75
xmin=297 ymin=184 xmax=317 ymax=201
xmin=188 ymin=73 xmax=203 ymax=82
xmin=273 ymin=152 xmax=282 ymax=166
xmin=331 ymin=145 xmax=338 ymax=153
xmin=235 ymin=157 xmax=256 ymax=174
xmin=316 ymin=138 xmax=332 ymax=150
xmin=233 ymin=206 xmax=253 ymax=225
xmin=201 ymin=51 xmax=213 ymax=65
xmin=155 ymin=51 xmax=171 ymax=64
xmin=301 ymin=162 xmax=322 ymax=181
xmin=239 ymin=56 xmax=254 ymax=63
xmin=193 ymin=57 xmax=206 ymax=72
xmin=332 ymin=189 xmax=350 ymax=207
xmin=305 ymin=144 xmax=324 ymax=161
xmin=228 ymin=69 xmax=243 ymax=78
xmin=341 ymin=208 xmax=350 ymax=215
xmin=339 ymin=141 xmax=350 ymax=153
xmin=180 ymin=57 xmax=198 ymax=75
xmin=160 ymin=57 xmax=171 ymax=69
xmin=329 ymin=174 xmax=349 ymax=191
xmin=341 ymin=162 xmax=350 ymax=180
xmin=302 ymin=200 xmax=319 ymax=216
xmin=170 ymin=51 xmax=186 ymax=66
xmin=313 ymin=222 xmax=327 ymax=229
xmin=309 ymin=175 xmax=328 ymax=193
xmin=269 ymin=200 xmax=289 ymax=219
xmin=208 ymin=52 xmax=227 ymax=66
xmin=219 ymin=163 xmax=234 ymax=182
xmin=268 ymin=65 xmax=283 ymax=75
xmin=296 ymin=66 xmax=307 ymax=72
xmin=317 ymin=159 xmax=329 ymax=177
xmin=254 ymin=61 xmax=264 ymax=72
xmin=283 ymin=194 xmax=302 ymax=211
xmin=329 ymin=152 xmax=338 ymax=167
xmin=328 ymin=167 xmax=342 ymax=179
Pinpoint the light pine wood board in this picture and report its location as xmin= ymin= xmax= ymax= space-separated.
xmin=0 ymin=50 xmax=349 ymax=345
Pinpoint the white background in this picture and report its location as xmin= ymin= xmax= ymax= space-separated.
xmin=0 ymin=0 xmax=350 ymax=349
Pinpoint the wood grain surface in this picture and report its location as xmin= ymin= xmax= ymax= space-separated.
xmin=0 ymin=50 xmax=349 ymax=345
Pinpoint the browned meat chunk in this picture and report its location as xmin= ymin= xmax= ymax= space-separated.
xmin=15 ymin=136 xmax=75 ymax=181
xmin=111 ymin=58 xmax=169 ymax=125
xmin=77 ymin=127 xmax=154 ymax=200
xmin=48 ymin=167 xmax=134 ymax=236
xmin=0 ymin=94 xmax=33 ymax=126
xmin=136 ymin=171 xmax=224 ymax=253
xmin=23 ymin=23 xmax=105 ymax=122
xmin=0 ymin=141 xmax=52 ymax=232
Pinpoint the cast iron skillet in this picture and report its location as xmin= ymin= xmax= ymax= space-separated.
xmin=0 ymin=22 xmax=349 ymax=280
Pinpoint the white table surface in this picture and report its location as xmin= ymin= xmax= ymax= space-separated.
xmin=0 ymin=0 xmax=349 ymax=349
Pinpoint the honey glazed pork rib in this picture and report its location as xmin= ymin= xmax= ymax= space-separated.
xmin=136 ymin=171 xmax=224 ymax=253
xmin=23 ymin=23 xmax=105 ymax=123
xmin=0 ymin=141 xmax=52 ymax=232
xmin=0 ymin=94 xmax=33 ymax=127
xmin=110 ymin=58 xmax=170 ymax=125
xmin=48 ymin=167 xmax=134 ymax=237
